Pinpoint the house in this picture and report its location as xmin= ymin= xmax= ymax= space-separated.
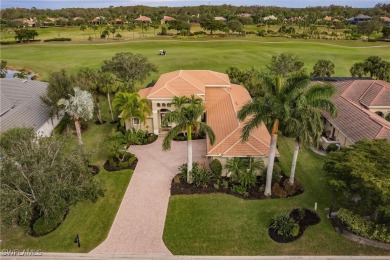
xmin=14 ymin=18 xmax=36 ymax=27
xmin=161 ymin=16 xmax=176 ymax=24
xmin=320 ymin=79 xmax=390 ymax=149
xmin=381 ymin=17 xmax=390 ymax=25
xmin=347 ymin=14 xmax=371 ymax=24
xmin=214 ymin=17 xmax=227 ymax=22
xmin=323 ymin=16 xmax=333 ymax=22
xmin=132 ymin=70 xmax=272 ymax=170
xmin=0 ymin=78 xmax=61 ymax=136
xmin=135 ymin=15 xmax=152 ymax=23
xmin=237 ymin=13 xmax=251 ymax=18
xmin=263 ymin=15 xmax=277 ymax=21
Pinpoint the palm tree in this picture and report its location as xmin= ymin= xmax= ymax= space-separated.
xmin=112 ymin=92 xmax=151 ymax=127
xmin=58 ymin=88 xmax=94 ymax=146
xmin=224 ymin=157 xmax=246 ymax=181
xmin=283 ymin=84 xmax=337 ymax=184
xmin=237 ymin=73 xmax=311 ymax=196
xmin=162 ymin=96 xmax=215 ymax=184
xmin=99 ymin=71 xmax=117 ymax=122
xmin=13 ymin=71 xmax=28 ymax=79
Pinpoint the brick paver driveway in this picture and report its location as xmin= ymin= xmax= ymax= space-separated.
xmin=91 ymin=137 xmax=207 ymax=255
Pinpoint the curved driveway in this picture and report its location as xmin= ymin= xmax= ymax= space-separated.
xmin=91 ymin=137 xmax=207 ymax=255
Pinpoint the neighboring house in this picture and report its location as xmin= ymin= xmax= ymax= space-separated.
xmin=135 ymin=15 xmax=152 ymax=23
xmin=214 ymin=17 xmax=227 ymax=21
xmin=320 ymin=79 xmax=390 ymax=149
xmin=0 ymin=78 xmax=60 ymax=136
xmin=237 ymin=13 xmax=251 ymax=18
xmin=133 ymin=70 xmax=273 ymax=170
xmin=14 ymin=18 xmax=36 ymax=27
xmin=263 ymin=15 xmax=277 ymax=21
xmin=161 ymin=16 xmax=176 ymax=24
xmin=347 ymin=14 xmax=371 ymax=24
xmin=381 ymin=16 xmax=390 ymax=25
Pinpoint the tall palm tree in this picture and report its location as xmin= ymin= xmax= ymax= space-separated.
xmin=283 ymin=84 xmax=337 ymax=184
xmin=99 ymin=71 xmax=117 ymax=122
xmin=112 ymin=92 xmax=151 ymax=127
xmin=162 ymin=96 xmax=215 ymax=184
xmin=237 ymin=73 xmax=310 ymax=196
xmin=311 ymin=59 xmax=335 ymax=77
xmin=58 ymin=88 xmax=94 ymax=146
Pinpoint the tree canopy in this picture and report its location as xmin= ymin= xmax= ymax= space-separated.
xmin=101 ymin=52 xmax=158 ymax=92
xmin=311 ymin=59 xmax=335 ymax=77
xmin=266 ymin=53 xmax=305 ymax=78
xmin=0 ymin=128 xmax=103 ymax=234
xmin=324 ymin=139 xmax=390 ymax=222
xmin=41 ymin=69 xmax=75 ymax=117
xmin=350 ymin=56 xmax=390 ymax=82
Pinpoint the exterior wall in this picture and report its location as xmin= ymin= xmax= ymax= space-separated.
xmin=125 ymin=117 xmax=153 ymax=133
xmin=322 ymin=117 xmax=354 ymax=148
xmin=368 ymin=107 xmax=390 ymax=117
xmin=36 ymin=115 xmax=61 ymax=137
xmin=209 ymin=156 xmax=269 ymax=177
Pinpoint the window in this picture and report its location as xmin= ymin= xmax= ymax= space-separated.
xmin=157 ymin=103 xmax=161 ymax=107
xmin=133 ymin=118 xmax=140 ymax=125
xmin=167 ymin=103 xmax=171 ymax=107
xmin=162 ymin=103 xmax=166 ymax=107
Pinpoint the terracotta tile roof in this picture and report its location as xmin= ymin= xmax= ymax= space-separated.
xmin=146 ymin=70 xmax=230 ymax=99
xmin=322 ymin=80 xmax=390 ymax=143
xmin=206 ymin=84 xmax=271 ymax=158
xmin=139 ymin=70 xmax=272 ymax=158
xmin=138 ymin=87 xmax=151 ymax=99
xmin=135 ymin=15 xmax=151 ymax=22
xmin=161 ymin=16 xmax=176 ymax=22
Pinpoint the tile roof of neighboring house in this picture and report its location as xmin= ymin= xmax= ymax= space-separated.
xmin=355 ymin=14 xmax=371 ymax=19
xmin=324 ymin=16 xmax=333 ymax=21
xmin=321 ymin=80 xmax=390 ymax=143
xmin=161 ymin=16 xmax=176 ymax=22
xmin=214 ymin=17 xmax=226 ymax=21
xmin=0 ymin=78 xmax=51 ymax=133
xmin=381 ymin=17 xmax=390 ymax=22
xmin=139 ymin=70 xmax=272 ymax=157
xmin=135 ymin=15 xmax=151 ymax=22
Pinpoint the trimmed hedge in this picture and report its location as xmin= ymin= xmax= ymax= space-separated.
xmin=44 ymin=38 xmax=71 ymax=42
xmin=209 ymin=159 xmax=222 ymax=179
xmin=338 ymin=208 xmax=390 ymax=243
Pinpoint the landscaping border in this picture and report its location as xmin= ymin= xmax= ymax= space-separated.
xmin=330 ymin=217 xmax=390 ymax=250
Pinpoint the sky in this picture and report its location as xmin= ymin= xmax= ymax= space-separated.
xmin=0 ymin=0 xmax=383 ymax=9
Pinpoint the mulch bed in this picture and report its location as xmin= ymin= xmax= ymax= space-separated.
xmin=171 ymin=175 xmax=303 ymax=200
xmin=268 ymin=208 xmax=321 ymax=243
xmin=88 ymin=165 xmax=100 ymax=176
xmin=173 ymin=133 xmax=206 ymax=141
xmin=103 ymin=155 xmax=138 ymax=172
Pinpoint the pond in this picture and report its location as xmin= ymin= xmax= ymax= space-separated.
xmin=6 ymin=69 xmax=35 ymax=79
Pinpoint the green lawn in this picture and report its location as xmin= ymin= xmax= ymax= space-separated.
xmin=0 ymin=98 xmax=132 ymax=253
xmin=1 ymin=36 xmax=389 ymax=81
xmin=163 ymin=136 xmax=390 ymax=256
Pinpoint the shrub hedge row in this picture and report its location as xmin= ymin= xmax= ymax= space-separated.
xmin=338 ymin=208 xmax=390 ymax=243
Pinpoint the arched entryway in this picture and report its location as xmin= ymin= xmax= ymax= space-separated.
xmin=159 ymin=108 xmax=172 ymax=132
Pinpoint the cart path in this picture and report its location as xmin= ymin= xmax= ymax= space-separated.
xmin=91 ymin=137 xmax=207 ymax=255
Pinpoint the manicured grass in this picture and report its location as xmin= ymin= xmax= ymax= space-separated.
xmin=163 ymin=136 xmax=390 ymax=256
xmin=1 ymin=37 xmax=389 ymax=81
xmin=0 ymin=98 xmax=132 ymax=253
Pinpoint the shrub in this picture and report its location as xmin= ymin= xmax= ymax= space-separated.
xmin=231 ymin=184 xmax=248 ymax=196
xmin=338 ymin=208 xmax=390 ymax=243
xmin=283 ymin=179 xmax=303 ymax=196
xmin=326 ymin=143 xmax=339 ymax=153
xmin=272 ymin=183 xmax=288 ymax=198
xmin=209 ymin=159 xmax=222 ymax=179
xmin=178 ymin=163 xmax=187 ymax=180
xmin=191 ymin=163 xmax=211 ymax=187
xmin=270 ymin=213 xmax=300 ymax=238
xmin=238 ymin=172 xmax=256 ymax=189
xmin=44 ymin=38 xmax=71 ymax=42
xmin=385 ymin=113 xmax=390 ymax=122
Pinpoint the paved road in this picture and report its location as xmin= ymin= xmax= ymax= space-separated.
xmin=91 ymin=137 xmax=207 ymax=255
